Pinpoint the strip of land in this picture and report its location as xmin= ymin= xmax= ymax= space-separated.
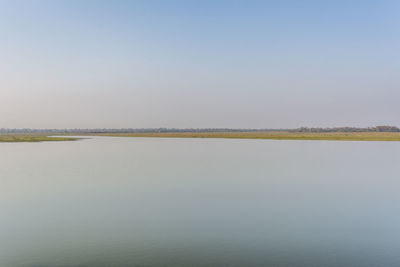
xmin=0 ymin=135 xmax=79 ymax=142
xmin=92 ymin=131 xmax=400 ymax=141
xmin=3 ymin=130 xmax=400 ymax=142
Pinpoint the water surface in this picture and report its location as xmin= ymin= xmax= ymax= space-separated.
xmin=1 ymin=137 xmax=400 ymax=266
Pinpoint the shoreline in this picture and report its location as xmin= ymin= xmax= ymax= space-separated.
xmin=0 ymin=135 xmax=80 ymax=142
xmin=3 ymin=132 xmax=400 ymax=142
xmin=87 ymin=131 xmax=400 ymax=141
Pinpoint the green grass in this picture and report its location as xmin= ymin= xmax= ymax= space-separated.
xmin=0 ymin=135 xmax=79 ymax=142
xmin=92 ymin=131 xmax=400 ymax=141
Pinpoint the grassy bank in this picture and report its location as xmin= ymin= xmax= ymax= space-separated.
xmin=92 ymin=131 xmax=400 ymax=141
xmin=0 ymin=135 xmax=79 ymax=142
xmin=4 ymin=132 xmax=400 ymax=142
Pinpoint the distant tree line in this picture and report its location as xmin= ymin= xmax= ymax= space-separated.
xmin=0 ymin=128 xmax=286 ymax=134
xmin=0 ymin=126 xmax=399 ymax=134
xmin=290 ymin=126 xmax=400 ymax=133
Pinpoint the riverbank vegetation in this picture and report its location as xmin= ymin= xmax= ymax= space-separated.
xmin=0 ymin=135 xmax=79 ymax=142
xmin=2 ymin=126 xmax=400 ymax=142
xmin=2 ymin=125 xmax=399 ymax=134
xmin=93 ymin=131 xmax=400 ymax=141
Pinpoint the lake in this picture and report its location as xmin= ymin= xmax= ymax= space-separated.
xmin=1 ymin=136 xmax=400 ymax=267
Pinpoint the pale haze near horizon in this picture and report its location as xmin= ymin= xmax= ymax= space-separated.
xmin=0 ymin=0 xmax=399 ymax=129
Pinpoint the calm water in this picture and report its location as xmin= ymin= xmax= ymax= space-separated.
xmin=1 ymin=136 xmax=400 ymax=267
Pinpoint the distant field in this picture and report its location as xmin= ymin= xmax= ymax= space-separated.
xmin=92 ymin=131 xmax=400 ymax=141
xmin=3 ymin=132 xmax=400 ymax=142
xmin=0 ymin=135 xmax=79 ymax=142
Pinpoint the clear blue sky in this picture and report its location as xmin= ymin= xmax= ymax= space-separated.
xmin=1 ymin=0 xmax=399 ymax=128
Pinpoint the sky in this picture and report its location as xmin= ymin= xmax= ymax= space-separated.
xmin=0 ymin=0 xmax=399 ymax=129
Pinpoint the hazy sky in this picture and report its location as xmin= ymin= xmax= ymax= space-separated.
xmin=1 ymin=0 xmax=399 ymax=129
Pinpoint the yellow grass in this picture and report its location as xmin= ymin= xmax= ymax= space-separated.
xmin=0 ymin=135 xmax=79 ymax=142
xmin=92 ymin=131 xmax=400 ymax=141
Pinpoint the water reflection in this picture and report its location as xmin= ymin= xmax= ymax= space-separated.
xmin=1 ymin=137 xmax=400 ymax=266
